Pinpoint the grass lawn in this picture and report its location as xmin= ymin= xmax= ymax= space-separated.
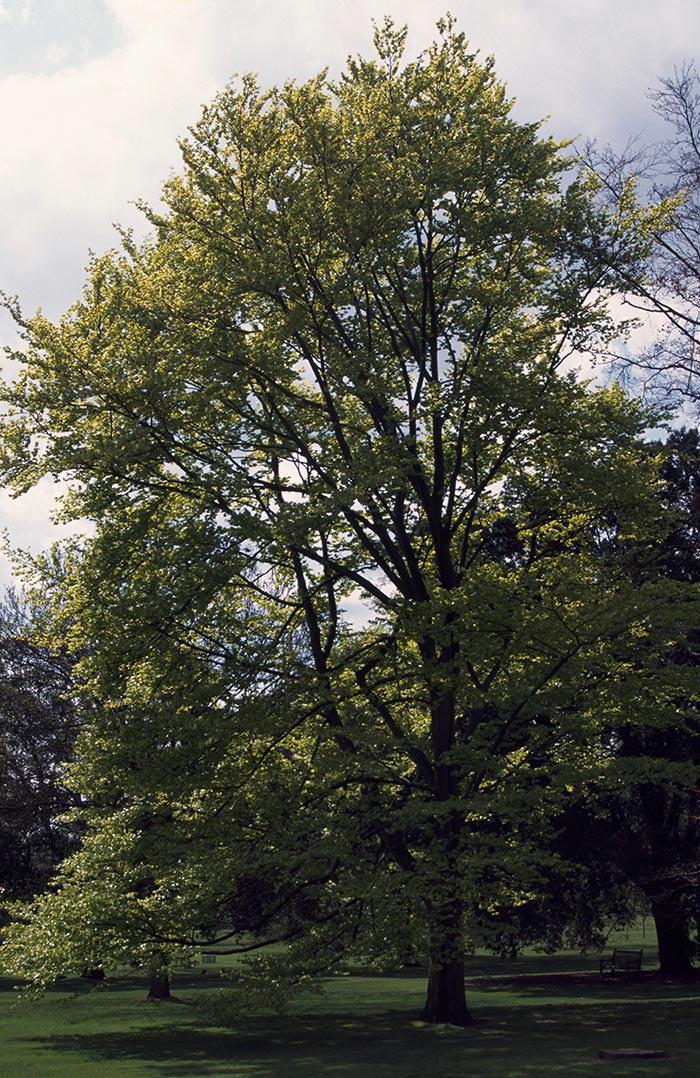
xmin=2 ymin=929 xmax=698 ymax=1076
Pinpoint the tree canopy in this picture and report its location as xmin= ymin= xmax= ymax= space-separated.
xmin=0 ymin=19 xmax=685 ymax=1025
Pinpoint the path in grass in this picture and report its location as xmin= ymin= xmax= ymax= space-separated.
xmin=2 ymin=946 xmax=698 ymax=1076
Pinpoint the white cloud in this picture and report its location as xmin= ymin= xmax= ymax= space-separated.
xmin=0 ymin=0 xmax=33 ymax=23
xmin=0 ymin=0 xmax=698 ymax=568
xmin=0 ymin=480 xmax=87 ymax=587
xmin=2 ymin=0 xmax=697 ymax=316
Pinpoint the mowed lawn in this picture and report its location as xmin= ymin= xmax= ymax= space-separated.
xmin=2 ymin=930 xmax=698 ymax=1077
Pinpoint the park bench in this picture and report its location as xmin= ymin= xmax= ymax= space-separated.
xmin=599 ymin=947 xmax=643 ymax=976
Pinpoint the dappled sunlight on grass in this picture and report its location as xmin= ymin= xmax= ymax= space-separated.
xmin=1 ymin=949 xmax=698 ymax=1077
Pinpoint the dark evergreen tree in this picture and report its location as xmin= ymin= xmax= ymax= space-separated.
xmin=607 ymin=429 xmax=700 ymax=977
xmin=0 ymin=593 xmax=78 ymax=905
xmin=512 ymin=431 xmax=700 ymax=977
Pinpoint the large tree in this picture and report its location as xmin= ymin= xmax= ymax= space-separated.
xmin=593 ymin=428 xmax=700 ymax=978
xmin=494 ymin=429 xmax=700 ymax=978
xmin=0 ymin=20 xmax=675 ymax=1025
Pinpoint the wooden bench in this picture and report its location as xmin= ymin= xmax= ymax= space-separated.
xmin=599 ymin=948 xmax=643 ymax=976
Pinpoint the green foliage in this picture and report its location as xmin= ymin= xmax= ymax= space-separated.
xmin=0 ymin=18 xmax=685 ymax=1020
xmin=0 ymin=592 xmax=78 ymax=903
xmin=1 ymin=817 xmax=195 ymax=994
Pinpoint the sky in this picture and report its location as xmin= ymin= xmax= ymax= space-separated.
xmin=0 ymin=0 xmax=698 ymax=577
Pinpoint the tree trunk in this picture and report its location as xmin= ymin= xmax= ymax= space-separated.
xmin=651 ymin=898 xmax=695 ymax=978
xmin=147 ymin=969 xmax=172 ymax=1000
xmin=422 ymin=954 xmax=472 ymax=1025
xmin=420 ymin=872 xmax=473 ymax=1026
xmin=419 ymin=632 xmax=473 ymax=1026
xmin=81 ymin=967 xmax=105 ymax=980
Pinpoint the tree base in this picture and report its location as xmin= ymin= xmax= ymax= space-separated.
xmin=421 ymin=959 xmax=473 ymax=1027
xmin=660 ymin=967 xmax=698 ymax=981
xmin=147 ymin=972 xmax=171 ymax=1001
xmin=652 ymin=902 xmax=696 ymax=981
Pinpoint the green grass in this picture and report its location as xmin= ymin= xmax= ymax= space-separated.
xmin=2 ymin=929 xmax=698 ymax=1077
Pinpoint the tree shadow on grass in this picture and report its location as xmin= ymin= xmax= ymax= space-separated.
xmin=473 ymin=971 xmax=700 ymax=1003
xmin=11 ymin=976 xmax=699 ymax=1076
xmin=18 ymin=1009 xmax=538 ymax=1078
xmin=20 ymin=1001 xmax=696 ymax=1078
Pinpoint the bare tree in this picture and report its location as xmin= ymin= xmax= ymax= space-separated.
xmin=588 ymin=64 xmax=700 ymax=409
